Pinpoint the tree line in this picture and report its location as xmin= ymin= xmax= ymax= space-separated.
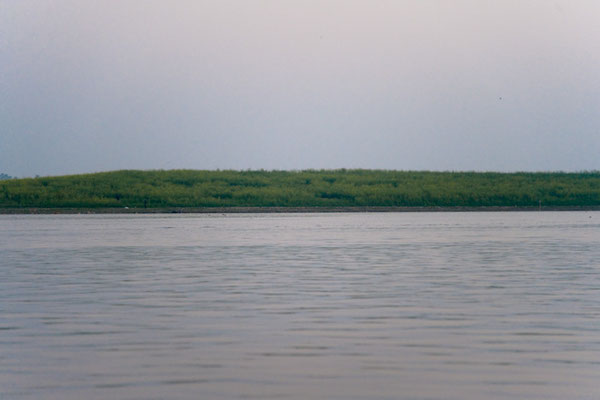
xmin=1 ymin=169 xmax=599 ymax=209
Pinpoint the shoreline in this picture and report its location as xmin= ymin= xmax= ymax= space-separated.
xmin=2 ymin=206 xmax=599 ymax=214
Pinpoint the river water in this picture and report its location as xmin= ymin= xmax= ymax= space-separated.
xmin=1 ymin=212 xmax=599 ymax=399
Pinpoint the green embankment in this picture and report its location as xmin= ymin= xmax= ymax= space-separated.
xmin=1 ymin=169 xmax=599 ymax=210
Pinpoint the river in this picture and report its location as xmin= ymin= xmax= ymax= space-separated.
xmin=1 ymin=212 xmax=599 ymax=399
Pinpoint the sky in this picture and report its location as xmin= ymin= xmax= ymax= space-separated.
xmin=1 ymin=0 xmax=599 ymax=177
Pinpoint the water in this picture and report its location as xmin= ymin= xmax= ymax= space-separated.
xmin=1 ymin=212 xmax=599 ymax=399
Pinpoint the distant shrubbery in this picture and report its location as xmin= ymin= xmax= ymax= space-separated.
xmin=0 ymin=169 xmax=599 ymax=209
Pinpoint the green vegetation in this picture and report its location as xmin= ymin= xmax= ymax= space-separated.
xmin=1 ymin=169 xmax=599 ymax=210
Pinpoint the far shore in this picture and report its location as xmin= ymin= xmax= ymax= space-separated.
xmin=2 ymin=206 xmax=599 ymax=214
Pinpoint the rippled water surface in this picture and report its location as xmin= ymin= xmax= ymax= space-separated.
xmin=1 ymin=212 xmax=599 ymax=399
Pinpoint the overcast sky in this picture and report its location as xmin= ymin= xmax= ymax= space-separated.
xmin=2 ymin=0 xmax=599 ymax=177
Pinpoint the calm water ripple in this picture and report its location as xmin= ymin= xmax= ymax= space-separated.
xmin=1 ymin=212 xmax=599 ymax=399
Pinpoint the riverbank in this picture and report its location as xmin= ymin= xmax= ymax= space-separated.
xmin=2 ymin=206 xmax=600 ymax=214
xmin=2 ymin=170 xmax=599 ymax=210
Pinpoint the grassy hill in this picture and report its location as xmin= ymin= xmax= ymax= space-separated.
xmin=1 ymin=169 xmax=599 ymax=210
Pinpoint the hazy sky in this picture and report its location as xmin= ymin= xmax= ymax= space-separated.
xmin=2 ymin=0 xmax=599 ymax=177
